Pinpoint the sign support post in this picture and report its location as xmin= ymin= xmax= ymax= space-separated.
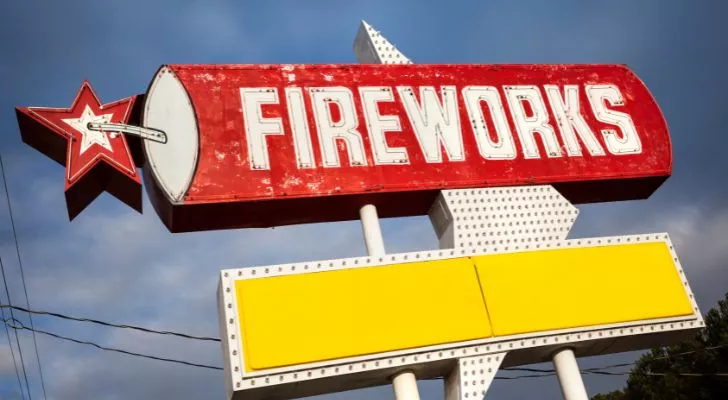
xmin=354 ymin=20 xmax=594 ymax=399
xmin=391 ymin=370 xmax=420 ymax=400
xmin=359 ymin=204 xmax=386 ymax=256
xmin=354 ymin=21 xmax=423 ymax=400
xmin=553 ymin=348 xmax=589 ymax=400
xmin=354 ymin=21 xmax=596 ymax=397
xmin=359 ymin=203 xmax=421 ymax=400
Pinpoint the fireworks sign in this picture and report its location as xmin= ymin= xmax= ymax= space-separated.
xmin=14 ymin=20 xmax=699 ymax=400
xmin=17 ymin=64 xmax=669 ymax=232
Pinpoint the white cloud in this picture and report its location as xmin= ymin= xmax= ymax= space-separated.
xmin=0 ymin=344 xmax=18 ymax=374
xmin=1 ymin=1 xmax=727 ymax=400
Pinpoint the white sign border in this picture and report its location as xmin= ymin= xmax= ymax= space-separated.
xmin=219 ymin=232 xmax=703 ymax=395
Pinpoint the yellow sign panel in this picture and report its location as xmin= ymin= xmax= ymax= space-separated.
xmin=236 ymin=258 xmax=492 ymax=371
xmin=473 ymin=242 xmax=694 ymax=337
xmin=235 ymin=242 xmax=693 ymax=371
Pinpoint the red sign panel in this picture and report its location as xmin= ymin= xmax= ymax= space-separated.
xmin=16 ymin=64 xmax=671 ymax=232
xmin=141 ymin=64 xmax=671 ymax=232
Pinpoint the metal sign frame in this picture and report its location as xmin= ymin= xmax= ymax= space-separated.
xmin=218 ymin=231 xmax=702 ymax=399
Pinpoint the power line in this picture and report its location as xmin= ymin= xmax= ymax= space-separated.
xmin=0 ymin=255 xmax=31 ymax=399
xmin=0 ymin=288 xmax=25 ymax=399
xmin=501 ymin=344 xmax=728 ymax=375
xmin=644 ymin=372 xmax=728 ymax=377
xmin=3 ymin=317 xmax=223 ymax=371
xmin=498 ymin=369 xmax=728 ymax=380
xmin=0 ymin=304 xmax=220 ymax=342
xmin=4 ymin=314 xmax=726 ymax=380
xmin=0 ymin=154 xmax=47 ymax=400
xmin=498 ymin=344 xmax=728 ymax=380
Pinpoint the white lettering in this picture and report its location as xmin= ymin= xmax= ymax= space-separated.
xmin=586 ymin=84 xmax=642 ymax=155
xmin=462 ymin=86 xmax=516 ymax=160
xmin=309 ymin=87 xmax=367 ymax=167
xmin=505 ymin=85 xmax=562 ymax=159
xmin=545 ymin=85 xmax=605 ymax=156
xmin=396 ymin=85 xmax=464 ymax=163
xmin=240 ymin=88 xmax=283 ymax=170
xmin=239 ymin=83 xmax=643 ymax=171
xmin=359 ymin=87 xmax=408 ymax=165
xmin=285 ymin=88 xmax=315 ymax=168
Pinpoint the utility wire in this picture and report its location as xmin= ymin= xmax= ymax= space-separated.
xmin=501 ymin=344 xmax=728 ymax=375
xmin=498 ymin=369 xmax=728 ymax=380
xmin=0 ymin=303 xmax=220 ymax=342
xmin=0 ymin=154 xmax=47 ymax=400
xmin=2 ymin=317 xmax=223 ymax=371
xmin=0 ymin=285 xmax=24 ymax=399
xmin=4 ymin=314 xmax=727 ymax=380
xmin=0 ymin=255 xmax=31 ymax=399
xmin=498 ymin=344 xmax=728 ymax=380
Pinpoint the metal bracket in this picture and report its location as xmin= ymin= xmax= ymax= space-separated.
xmin=445 ymin=353 xmax=506 ymax=400
xmin=87 ymin=122 xmax=167 ymax=144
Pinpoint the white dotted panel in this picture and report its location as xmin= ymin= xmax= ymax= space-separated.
xmin=218 ymin=233 xmax=703 ymax=394
xmin=445 ymin=353 xmax=506 ymax=400
xmin=233 ymin=315 xmax=702 ymax=393
xmin=353 ymin=20 xmax=412 ymax=64
xmin=219 ymin=271 xmax=244 ymax=391
xmin=428 ymin=185 xmax=579 ymax=250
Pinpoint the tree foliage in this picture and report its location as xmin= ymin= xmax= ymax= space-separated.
xmin=592 ymin=292 xmax=728 ymax=399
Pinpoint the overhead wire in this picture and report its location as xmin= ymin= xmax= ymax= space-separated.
xmin=0 ymin=273 xmax=25 ymax=399
xmin=500 ymin=344 xmax=728 ymax=375
xmin=1 ymin=154 xmax=47 ymax=400
xmin=3 ymin=299 xmax=728 ymax=379
xmin=0 ymin=155 xmax=47 ymax=399
xmin=498 ymin=369 xmax=728 ymax=380
xmin=0 ymin=254 xmax=31 ymax=399
xmin=0 ymin=303 xmax=220 ymax=342
xmin=2 ymin=317 xmax=222 ymax=371
xmin=498 ymin=344 xmax=728 ymax=380
xmin=3 ymin=313 xmax=727 ymax=379
xmin=0 ymin=151 xmax=724 ymax=383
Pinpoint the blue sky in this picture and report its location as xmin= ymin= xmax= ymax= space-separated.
xmin=1 ymin=1 xmax=727 ymax=399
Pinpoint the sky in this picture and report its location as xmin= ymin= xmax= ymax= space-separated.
xmin=0 ymin=0 xmax=727 ymax=399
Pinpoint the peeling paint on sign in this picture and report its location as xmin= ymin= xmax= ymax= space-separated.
xmin=139 ymin=63 xmax=670 ymax=232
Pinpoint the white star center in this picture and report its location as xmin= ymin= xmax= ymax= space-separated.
xmin=62 ymin=105 xmax=114 ymax=155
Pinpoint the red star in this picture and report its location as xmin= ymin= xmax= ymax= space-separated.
xmin=15 ymin=81 xmax=142 ymax=220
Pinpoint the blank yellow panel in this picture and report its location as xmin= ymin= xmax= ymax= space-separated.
xmin=236 ymin=258 xmax=492 ymax=371
xmin=473 ymin=242 xmax=694 ymax=337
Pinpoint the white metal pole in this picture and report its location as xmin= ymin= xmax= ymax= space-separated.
xmin=359 ymin=204 xmax=386 ymax=256
xmin=553 ymin=348 xmax=588 ymax=400
xmin=391 ymin=370 xmax=420 ymax=400
xmin=358 ymin=204 xmax=420 ymax=400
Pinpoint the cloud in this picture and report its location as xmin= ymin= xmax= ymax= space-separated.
xmin=0 ymin=201 xmax=370 ymax=399
xmin=1 ymin=1 xmax=728 ymax=400
xmin=7 ymin=189 xmax=725 ymax=400
xmin=0 ymin=344 xmax=18 ymax=375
